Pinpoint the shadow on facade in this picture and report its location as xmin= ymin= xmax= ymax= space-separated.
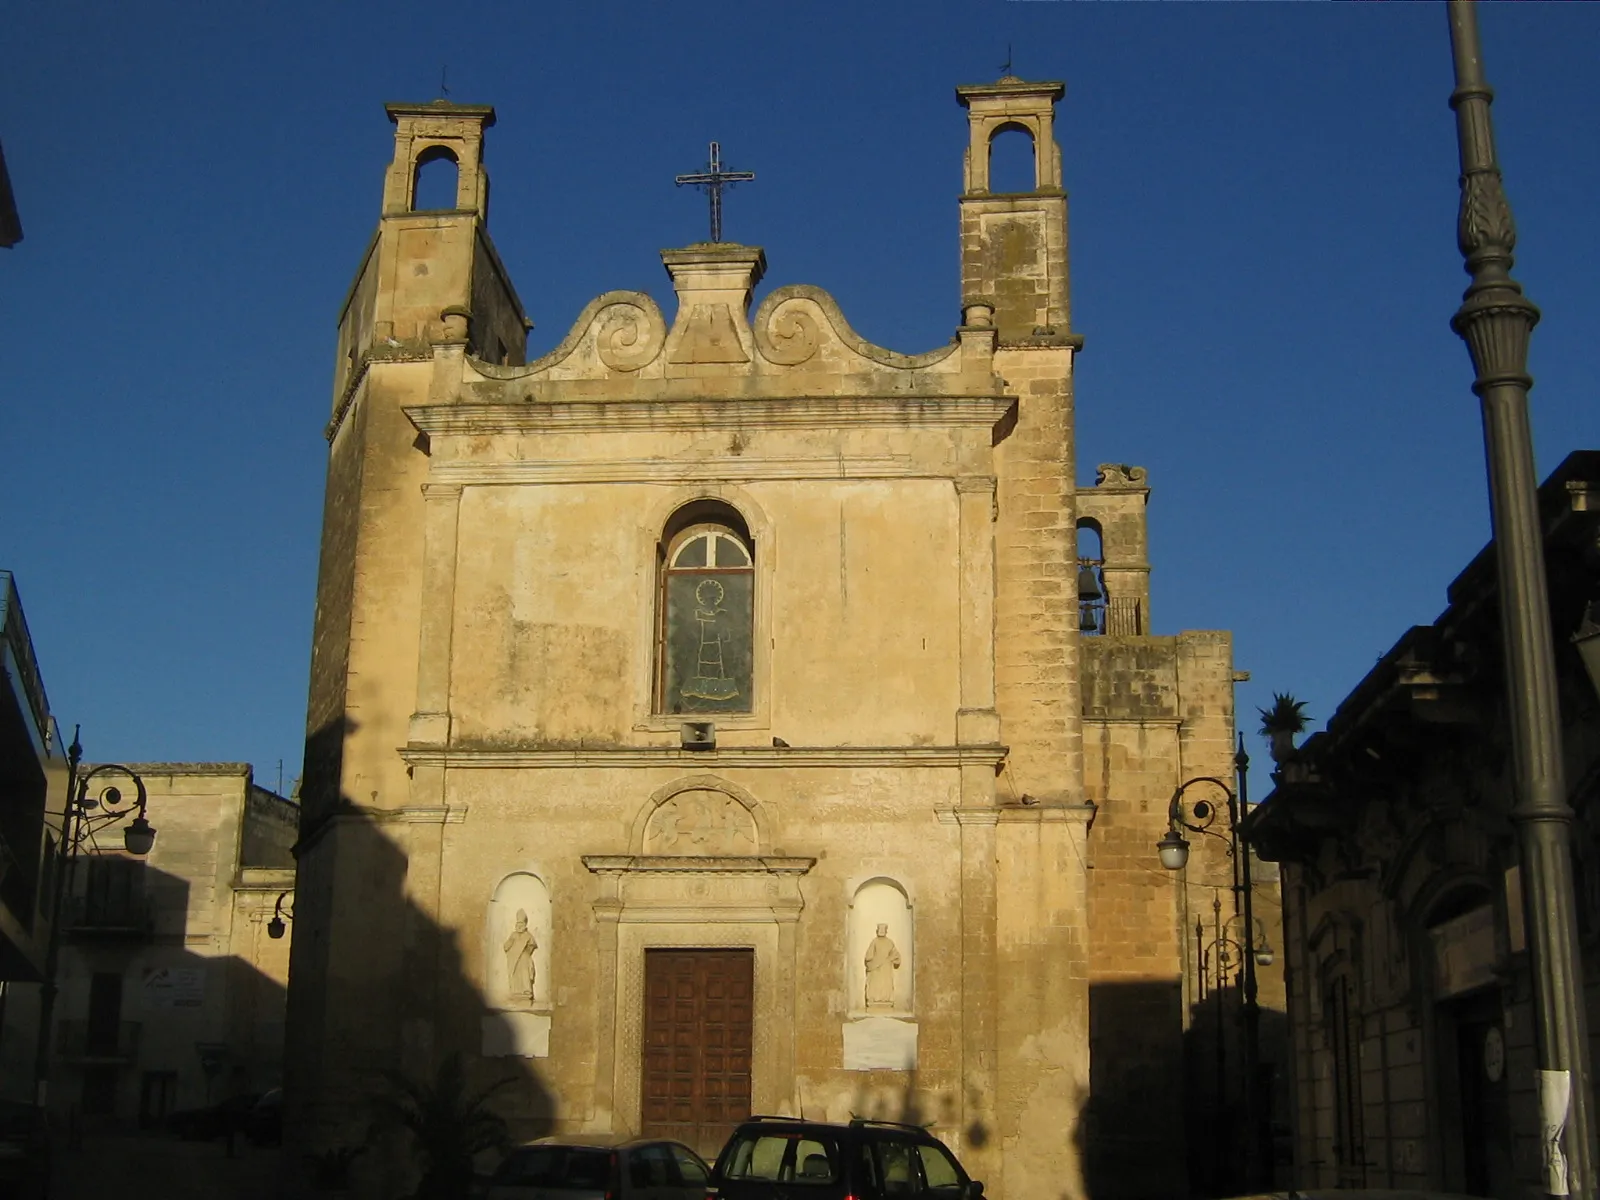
xmin=24 ymin=862 xmax=291 ymax=1127
xmin=285 ymin=717 xmax=555 ymax=1197
xmin=1084 ymin=981 xmax=1184 ymax=1200
xmin=1179 ymin=983 xmax=1290 ymax=1200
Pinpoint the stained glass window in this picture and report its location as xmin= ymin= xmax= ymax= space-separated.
xmin=659 ymin=521 xmax=754 ymax=714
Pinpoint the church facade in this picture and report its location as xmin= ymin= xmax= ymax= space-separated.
xmin=286 ymin=79 xmax=1242 ymax=1200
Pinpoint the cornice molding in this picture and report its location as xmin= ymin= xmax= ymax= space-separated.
xmin=429 ymin=456 xmax=924 ymax=487
xmin=581 ymin=854 xmax=816 ymax=876
xmin=403 ymin=394 xmax=1015 ymax=437
xmin=400 ymin=744 xmax=1007 ymax=770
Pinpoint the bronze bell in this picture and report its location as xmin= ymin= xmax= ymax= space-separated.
xmin=1077 ymin=565 xmax=1103 ymax=602
xmin=1079 ymin=606 xmax=1100 ymax=633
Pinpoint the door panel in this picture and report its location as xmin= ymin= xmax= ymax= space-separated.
xmin=642 ymin=949 xmax=754 ymax=1157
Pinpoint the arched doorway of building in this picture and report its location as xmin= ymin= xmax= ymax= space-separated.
xmin=1425 ymin=888 xmax=1513 ymax=1197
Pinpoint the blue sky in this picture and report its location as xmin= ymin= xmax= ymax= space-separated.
xmin=3 ymin=1 xmax=1596 ymax=798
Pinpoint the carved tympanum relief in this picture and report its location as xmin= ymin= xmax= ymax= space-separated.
xmin=644 ymin=788 xmax=758 ymax=855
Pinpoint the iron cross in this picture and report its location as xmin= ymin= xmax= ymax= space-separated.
xmin=675 ymin=141 xmax=754 ymax=243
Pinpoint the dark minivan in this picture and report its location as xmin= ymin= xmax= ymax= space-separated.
xmin=711 ymin=1117 xmax=981 ymax=1200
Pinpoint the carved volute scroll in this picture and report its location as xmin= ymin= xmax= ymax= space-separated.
xmin=596 ymin=298 xmax=667 ymax=372
xmin=757 ymin=296 xmax=823 ymax=366
xmin=644 ymin=788 xmax=758 ymax=856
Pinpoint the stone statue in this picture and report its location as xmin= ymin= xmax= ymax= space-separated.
xmin=502 ymin=908 xmax=537 ymax=1003
xmin=864 ymin=923 xmax=902 ymax=1009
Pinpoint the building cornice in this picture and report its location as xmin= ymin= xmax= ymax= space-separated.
xmin=399 ymin=743 xmax=1007 ymax=770
xmin=403 ymin=394 xmax=1015 ymax=438
xmin=581 ymin=854 xmax=816 ymax=876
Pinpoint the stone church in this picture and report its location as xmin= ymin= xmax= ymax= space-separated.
xmin=286 ymin=78 xmax=1243 ymax=1200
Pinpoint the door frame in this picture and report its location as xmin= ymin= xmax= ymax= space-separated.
xmin=584 ymin=855 xmax=811 ymax=1134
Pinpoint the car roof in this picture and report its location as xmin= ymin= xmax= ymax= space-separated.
xmin=515 ymin=1134 xmax=699 ymax=1151
xmin=731 ymin=1117 xmax=939 ymax=1138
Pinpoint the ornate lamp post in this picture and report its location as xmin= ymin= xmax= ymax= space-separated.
xmin=267 ymin=891 xmax=293 ymax=940
xmin=1157 ymin=736 xmax=1270 ymax=1191
xmin=31 ymin=729 xmax=157 ymax=1107
xmin=1446 ymin=4 xmax=1594 ymax=1195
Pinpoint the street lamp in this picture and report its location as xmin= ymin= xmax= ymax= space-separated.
xmin=1157 ymin=736 xmax=1269 ymax=1191
xmin=267 ymin=891 xmax=293 ymax=940
xmin=31 ymin=729 xmax=157 ymax=1107
xmin=1445 ymin=4 xmax=1595 ymax=1196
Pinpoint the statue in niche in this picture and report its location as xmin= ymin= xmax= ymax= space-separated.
xmin=502 ymin=908 xmax=537 ymax=1003
xmin=864 ymin=924 xmax=902 ymax=1009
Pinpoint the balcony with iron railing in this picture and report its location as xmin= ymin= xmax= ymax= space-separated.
xmin=62 ymin=892 xmax=154 ymax=937
xmin=56 ymin=1019 xmax=141 ymax=1062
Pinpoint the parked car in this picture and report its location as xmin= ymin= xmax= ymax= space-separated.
xmin=168 ymin=1091 xmax=261 ymax=1140
xmin=245 ymin=1087 xmax=283 ymax=1146
xmin=486 ymin=1136 xmax=711 ymax=1200
xmin=0 ymin=1101 xmax=49 ymax=1200
xmin=711 ymin=1117 xmax=980 ymax=1200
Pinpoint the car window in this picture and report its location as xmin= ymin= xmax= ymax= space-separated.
xmin=854 ymin=1142 xmax=881 ymax=1197
xmin=499 ymin=1148 xmax=564 ymax=1186
xmin=564 ymin=1150 xmax=614 ymax=1189
xmin=875 ymin=1141 xmax=923 ymax=1198
xmin=502 ymin=1147 xmax=615 ymax=1189
xmin=671 ymin=1145 xmax=710 ymax=1187
xmin=722 ymin=1134 xmax=839 ymax=1184
xmin=631 ymin=1145 xmax=674 ymax=1188
xmin=914 ymin=1145 xmax=963 ymax=1197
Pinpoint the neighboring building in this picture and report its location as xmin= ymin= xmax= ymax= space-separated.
xmin=0 ymin=136 xmax=20 ymax=248
xmin=288 ymin=81 xmax=1249 ymax=1200
xmin=0 ymin=763 xmax=296 ymax=1126
xmin=1246 ymin=451 xmax=1600 ymax=1196
xmin=0 ymin=572 xmax=65 ymax=984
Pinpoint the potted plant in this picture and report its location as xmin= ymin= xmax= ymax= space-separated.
xmin=1258 ymin=692 xmax=1310 ymax=763
xmin=371 ymin=1053 xmax=513 ymax=1200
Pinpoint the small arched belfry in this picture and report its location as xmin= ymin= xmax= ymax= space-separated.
xmin=288 ymin=73 xmax=1237 ymax=1200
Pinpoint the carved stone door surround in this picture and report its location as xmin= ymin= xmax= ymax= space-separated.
xmin=582 ymin=853 xmax=814 ymax=1134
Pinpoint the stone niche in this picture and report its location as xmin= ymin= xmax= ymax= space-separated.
xmin=843 ymin=877 xmax=916 ymax=1070
xmin=482 ymin=871 xmax=553 ymax=1059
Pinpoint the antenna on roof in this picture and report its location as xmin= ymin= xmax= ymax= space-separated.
xmin=440 ymin=65 xmax=450 ymax=99
xmin=1000 ymin=43 xmax=1013 ymax=76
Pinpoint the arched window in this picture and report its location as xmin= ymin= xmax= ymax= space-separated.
xmin=988 ymin=123 xmax=1037 ymax=194
xmin=412 ymin=145 xmax=460 ymax=212
xmin=656 ymin=503 xmax=754 ymax=714
xmin=1076 ymin=519 xmax=1105 ymax=635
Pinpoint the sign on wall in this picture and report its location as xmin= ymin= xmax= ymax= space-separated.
xmin=141 ymin=966 xmax=205 ymax=1009
xmin=1430 ymin=904 xmax=1498 ymax=999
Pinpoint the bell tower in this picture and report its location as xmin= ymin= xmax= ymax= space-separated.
xmin=956 ymin=77 xmax=1069 ymax=343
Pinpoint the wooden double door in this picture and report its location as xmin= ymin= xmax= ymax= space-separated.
xmin=642 ymin=949 xmax=754 ymax=1156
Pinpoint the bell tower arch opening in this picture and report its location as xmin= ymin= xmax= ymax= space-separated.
xmin=381 ymin=99 xmax=495 ymax=219
xmin=411 ymin=144 xmax=460 ymax=212
xmin=988 ymin=122 xmax=1038 ymax=194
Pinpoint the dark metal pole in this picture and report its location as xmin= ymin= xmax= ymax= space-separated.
xmin=1236 ymin=735 xmax=1265 ymax=1189
xmin=1446 ymin=5 xmax=1594 ymax=1196
xmin=1213 ymin=899 xmax=1227 ymax=1193
xmin=32 ymin=728 xmax=82 ymax=1108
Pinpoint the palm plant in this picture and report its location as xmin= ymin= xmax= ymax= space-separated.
xmin=1257 ymin=692 xmax=1311 ymax=762
xmin=372 ymin=1052 xmax=514 ymax=1200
